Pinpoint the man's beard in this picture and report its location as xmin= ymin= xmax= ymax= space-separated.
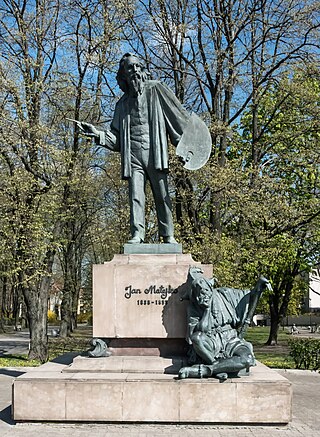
xmin=128 ymin=73 xmax=144 ymax=96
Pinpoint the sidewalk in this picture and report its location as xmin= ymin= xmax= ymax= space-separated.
xmin=0 ymin=331 xmax=30 ymax=356
xmin=1 ymin=367 xmax=320 ymax=436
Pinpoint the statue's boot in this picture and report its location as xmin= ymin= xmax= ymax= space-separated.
xmin=178 ymin=364 xmax=212 ymax=379
xmin=163 ymin=236 xmax=178 ymax=244
xmin=215 ymin=372 xmax=228 ymax=382
xmin=178 ymin=355 xmax=254 ymax=380
xmin=127 ymin=234 xmax=144 ymax=244
xmin=209 ymin=354 xmax=254 ymax=377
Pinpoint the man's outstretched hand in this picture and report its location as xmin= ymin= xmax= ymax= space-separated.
xmin=66 ymin=119 xmax=100 ymax=138
xmin=79 ymin=122 xmax=100 ymax=138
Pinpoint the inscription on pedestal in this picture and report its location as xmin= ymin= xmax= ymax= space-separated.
xmin=124 ymin=284 xmax=178 ymax=304
xmin=93 ymin=254 xmax=212 ymax=339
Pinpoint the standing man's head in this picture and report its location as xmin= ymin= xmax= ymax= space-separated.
xmin=116 ymin=53 xmax=149 ymax=95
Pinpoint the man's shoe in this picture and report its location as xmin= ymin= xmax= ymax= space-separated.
xmin=127 ymin=235 xmax=144 ymax=244
xmin=163 ymin=236 xmax=178 ymax=244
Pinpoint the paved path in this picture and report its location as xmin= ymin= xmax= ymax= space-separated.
xmin=0 ymin=331 xmax=30 ymax=357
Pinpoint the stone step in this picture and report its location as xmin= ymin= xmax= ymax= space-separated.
xmin=62 ymin=355 xmax=187 ymax=374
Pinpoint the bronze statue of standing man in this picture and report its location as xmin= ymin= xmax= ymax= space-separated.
xmin=77 ymin=53 xmax=211 ymax=244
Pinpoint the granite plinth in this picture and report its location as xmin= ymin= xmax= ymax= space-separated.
xmin=13 ymin=357 xmax=292 ymax=423
xmin=93 ymin=253 xmax=212 ymax=344
xmin=123 ymin=243 xmax=182 ymax=254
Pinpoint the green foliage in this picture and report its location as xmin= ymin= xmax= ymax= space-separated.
xmin=289 ymin=338 xmax=320 ymax=370
xmin=47 ymin=310 xmax=57 ymax=324
xmin=76 ymin=312 xmax=92 ymax=324
xmin=230 ymin=68 xmax=320 ymax=342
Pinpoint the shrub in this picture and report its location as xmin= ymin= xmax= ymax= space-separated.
xmin=47 ymin=310 xmax=57 ymax=323
xmin=77 ymin=312 xmax=92 ymax=324
xmin=288 ymin=338 xmax=320 ymax=370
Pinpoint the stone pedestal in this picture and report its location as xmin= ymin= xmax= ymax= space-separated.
xmin=13 ymin=357 xmax=292 ymax=423
xmin=93 ymin=252 xmax=212 ymax=356
xmin=13 ymin=249 xmax=292 ymax=424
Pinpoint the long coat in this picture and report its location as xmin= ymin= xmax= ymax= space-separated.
xmin=98 ymin=80 xmax=190 ymax=179
xmin=187 ymin=286 xmax=254 ymax=360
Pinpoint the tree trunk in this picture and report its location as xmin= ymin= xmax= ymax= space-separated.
xmin=266 ymin=294 xmax=281 ymax=345
xmin=24 ymin=285 xmax=49 ymax=362
xmin=27 ymin=300 xmax=48 ymax=363
xmin=60 ymin=282 xmax=80 ymax=336
xmin=72 ymin=287 xmax=80 ymax=330
xmin=23 ymin=251 xmax=55 ymax=362
xmin=59 ymin=255 xmax=78 ymax=337
xmin=266 ymin=315 xmax=280 ymax=346
xmin=59 ymin=288 xmax=72 ymax=337
xmin=0 ymin=279 xmax=4 ymax=332
xmin=266 ymin=262 xmax=299 ymax=346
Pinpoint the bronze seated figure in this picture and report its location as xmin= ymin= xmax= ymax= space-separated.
xmin=178 ymin=267 xmax=272 ymax=381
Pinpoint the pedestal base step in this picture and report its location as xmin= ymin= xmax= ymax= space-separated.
xmin=13 ymin=357 xmax=292 ymax=423
xmin=62 ymin=355 xmax=186 ymax=374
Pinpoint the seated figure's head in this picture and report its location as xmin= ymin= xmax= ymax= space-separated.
xmin=192 ymin=277 xmax=213 ymax=308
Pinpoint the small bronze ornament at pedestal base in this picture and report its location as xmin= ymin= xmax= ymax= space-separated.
xmin=88 ymin=338 xmax=111 ymax=358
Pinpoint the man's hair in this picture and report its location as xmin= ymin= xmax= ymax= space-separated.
xmin=191 ymin=277 xmax=213 ymax=304
xmin=116 ymin=53 xmax=150 ymax=93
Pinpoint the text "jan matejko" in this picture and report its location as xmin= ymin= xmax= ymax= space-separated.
xmin=124 ymin=284 xmax=178 ymax=300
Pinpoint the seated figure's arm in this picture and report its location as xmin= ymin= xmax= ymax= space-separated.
xmin=187 ymin=316 xmax=199 ymax=344
xmin=197 ymin=308 xmax=211 ymax=333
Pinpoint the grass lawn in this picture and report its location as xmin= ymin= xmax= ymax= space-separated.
xmin=0 ymin=324 xmax=92 ymax=368
xmin=246 ymin=325 xmax=291 ymax=344
xmin=246 ymin=326 xmax=294 ymax=369
xmin=0 ymin=355 xmax=40 ymax=367
xmin=0 ymin=325 xmax=294 ymax=369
